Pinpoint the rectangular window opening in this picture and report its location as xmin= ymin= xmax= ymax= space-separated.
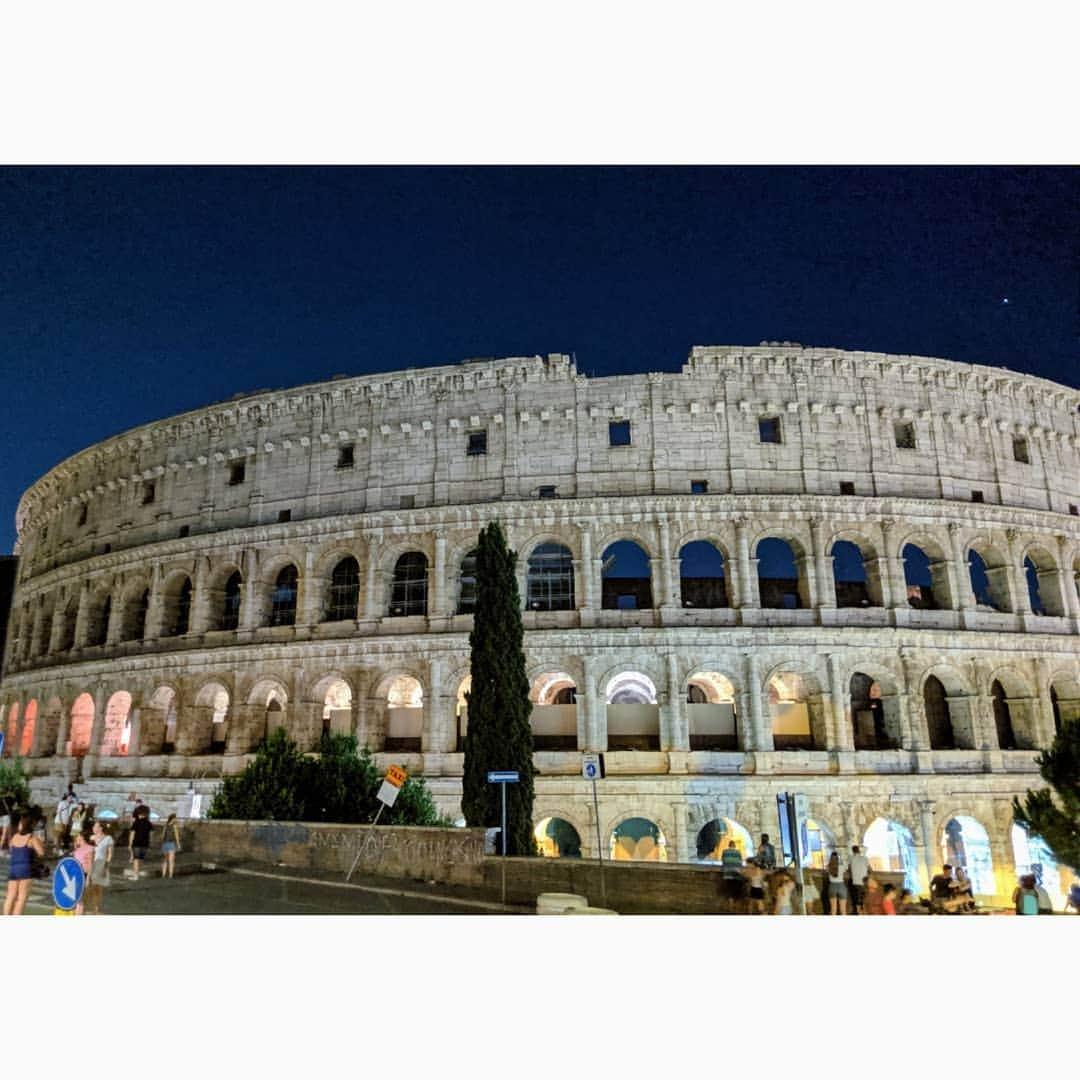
xmin=278 ymin=509 xmax=292 ymax=523
xmin=337 ymin=445 xmax=355 ymax=469
xmin=893 ymin=421 xmax=916 ymax=450
xmin=399 ymin=494 xmax=415 ymax=509
xmin=690 ymin=480 xmax=708 ymax=495
xmin=971 ymin=490 xmax=985 ymax=503
xmin=228 ymin=462 xmax=246 ymax=486
xmin=758 ymin=416 xmax=782 ymax=444
xmin=77 ymin=505 xmax=88 ymax=527
xmin=839 ymin=481 xmax=856 ymax=496
xmin=1012 ymin=437 xmax=1030 ymax=464
xmin=466 ymin=430 xmax=487 ymax=456
xmin=608 ymin=420 xmax=631 ymax=447
xmin=537 ymin=485 xmax=557 ymax=500
xmin=1070 ymin=504 xmax=1079 ymax=517
xmin=141 ymin=481 xmax=155 ymax=505
xmin=178 ymin=525 xmax=190 ymax=538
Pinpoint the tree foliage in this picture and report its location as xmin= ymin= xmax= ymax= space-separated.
xmin=0 ymin=757 xmax=31 ymax=817
xmin=208 ymin=730 xmax=446 ymax=826
xmin=1013 ymin=717 xmax=1080 ymax=873
xmin=461 ymin=520 xmax=536 ymax=854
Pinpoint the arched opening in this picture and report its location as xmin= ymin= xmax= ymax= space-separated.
xmin=903 ymin=542 xmax=949 ymax=609
xmin=695 ymin=817 xmax=754 ymax=862
xmin=610 ymin=817 xmax=667 ymax=862
xmin=457 ymin=549 xmax=479 ymax=615
xmin=385 ymin=675 xmax=423 ymax=752
xmin=163 ymin=576 xmax=193 ymax=637
xmin=20 ymin=700 xmax=37 ymax=756
xmin=863 ymin=816 xmax=920 ymax=893
xmin=58 ymin=600 xmax=78 ymax=652
xmin=756 ymin=537 xmax=805 ymax=609
xmin=686 ymin=671 xmax=738 ymax=750
xmin=326 ymin=556 xmax=360 ymax=622
xmin=69 ymin=694 xmax=94 ymax=756
xmin=768 ymin=671 xmax=823 ymax=750
xmin=101 ymin=691 xmax=132 ymax=756
xmin=193 ymin=684 xmax=230 ymax=755
xmin=601 ymin=540 xmax=652 ymax=610
xmin=526 ymin=543 xmax=575 ymax=611
xmin=35 ymin=604 xmax=53 ymax=657
xmin=87 ymin=594 xmax=111 ymax=647
xmin=534 ymin=817 xmax=582 ymax=858
xmin=832 ymin=540 xmax=881 ymax=608
xmin=321 ymin=679 xmax=352 ymax=740
xmin=122 ymin=588 xmax=149 ymax=642
xmin=147 ymin=686 xmax=177 ymax=755
xmin=924 ymin=675 xmax=955 ymax=750
xmin=389 ymin=552 xmax=428 ymax=617
xmin=529 ymin=671 xmax=577 ymax=750
xmin=942 ymin=816 xmax=995 ymax=896
xmin=850 ymin=672 xmax=899 ymax=750
xmin=967 ymin=547 xmax=1010 ymax=611
xmin=1025 ymin=549 xmax=1066 ymax=616
xmin=1012 ymin=823 xmax=1075 ymax=910
xmin=264 ymin=697 xmax=284 ymax=746
xmin=220 ymin=571 xmax=243 ymax=631
xmin=455 ymin=675 xmax=471 ymax=752
xmin=990 ymin=680 xmax=1016 ymax=750
xmin=678 ymin=541 xmax=728 ymax=608
xmin=1050 ymin=676 xmax=1080 ymax=737
xmin=605 ymin=671 xmax=659 ymax=751
xmin=270 ymin=565 xmax=299 ymax=626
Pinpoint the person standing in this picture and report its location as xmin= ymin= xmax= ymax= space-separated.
xmin=86 ymin=821 xmax=114 ymax=915
xmin=746 ymin=861 xmax=767 ymax=914
xmin=1013 ymin=874 xmax=1040 ymax=916
xmin=863 ymin=875 xmax=886 ymax=914
xmin=720 ymin=840 xmax=745 ymax=909
xmin=848 ymin=845 xmax=870 ymax=913
xmin=881 ymin=883 xmax=898 ymax=914
xmin=160 ymin=813 xmax=182 ymax=879
xmin=774 ymin=874 xmax=796 ymax=915
xmin=127 ymin=804 xmax=153 ymax=880
xmin=826 ymin=851 xmax=848 ymax=914
xmin=3 ymin=814 xmax=45 ymax=915
xmin=757 ymin=833 xmax=777 ymax=870
xmin=930 ymin=864 xmax=954 ymax=911
xmin=71 ymin=832 xmax=94 ymax=916
xmin=54 ymin=793 xmax=74 ymax=854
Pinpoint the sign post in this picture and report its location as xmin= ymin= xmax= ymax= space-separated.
xmin=582 ymin=753 xmax=606 ymax=907
xmin=0 ymin=731 xmax=5 ymax=757
xmin=486 ymin=771 xmax=520 ymax=857
xmin=52 ymin=856 xmax=85 ymax=915
xmin=777 ymin=792 xmax=808 ymax=914
xmin=346 ymin=765 xmax=407 ymax=882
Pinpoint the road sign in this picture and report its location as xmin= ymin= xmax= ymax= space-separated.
xmin=582 ymin=754 xmax=602 ymax=780
xmin=487 ymin=771 xmax=520 ymax=783
xmin=52 ymin=857 xmax=85 ymax=911
xmin=377 ymin=781 xmax=401 ymax=807
xmin=385 ymin=765 xmax=407 ymax=788
xmin=0 ymin=732 xmax=5 ymax=756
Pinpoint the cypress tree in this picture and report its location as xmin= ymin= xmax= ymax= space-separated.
xmin=1013 ymin=716 xmax=1080 ymax=875
xmin=461 ymin=520 xmax=535 ymax=854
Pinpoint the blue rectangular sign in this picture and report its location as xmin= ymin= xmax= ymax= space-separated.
xmin=487 ymin=771 xmax=520 ymax=783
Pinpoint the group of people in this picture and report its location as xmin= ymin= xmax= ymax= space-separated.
xmin=2 ymin=786 xmax=183 ymax=915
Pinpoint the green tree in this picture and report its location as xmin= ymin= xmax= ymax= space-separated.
xmin=208 ymin=728 xmax=312 ymax=821
xmin=1013 ymin=717 xmax=1080 ymax=874
xmin=461 ymin=520 xmax=535 ymax=854
xmin=0 ymin=757 xmax=31 ymax=819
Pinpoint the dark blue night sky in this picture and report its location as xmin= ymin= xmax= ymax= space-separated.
xmin=0 ymin=166 xmax=1076 ymax=555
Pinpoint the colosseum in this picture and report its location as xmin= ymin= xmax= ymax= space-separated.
xmin=3 ymin=344 xmax=1079 ymax=906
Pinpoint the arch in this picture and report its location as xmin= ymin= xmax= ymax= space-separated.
xmin=1024 ymin=546 xmax=1066 ymax=616
xmin=389 ymin=551 xmax=428 ymax=617
xmin=830 ymin=538 xmax=882 ymax=608
xmin=966 ymin=544 xmax=1011 ymax=612
xmin=941 ymin=815 xmax=995 ymax=895
xmin=20 ymin=699 xmax=38 ymax=756
xmin=686 ymin=670 xmax=738 ymax=751
xmin=326 ymin=556 xmax=360 ymax=622
xmin=161 ymin=574 xmax=193 ymax=637
xmin=121 ymin=587 xmax=150 ymax=642
xmin=849 ymin=670 xmax=900 ymax=750
xmin=100 ymin=690 xmax=132 ymax=756
xmin=990 ymin=680 xmax=1016 ymax=750
xmin=605 ymin=671 xmax=657 ymax=705
xmin=320 ymin=678 xmax=353 ymax=739
xmin=767 ymin=669 xmax=825 ymax=750
xmin=243 ymin=678 xmax=287 ymax=749
xmin=695 ymin=817 xmax=754 ymax=862
xmin=923 ymin=674 xmax=955 ymax=749
xmin=605 ymin=670 xmax=659 ymax=751
xmin=610 ymin=816 xmax=667 ymax=862
xmin=57 ymin=597 xmax=79 ymax=652
xmin=456 ymin=548 xmax=479 ymax=615
xmin=534 ymin=816 xmax=582 ymax=858
xmin=1011 ymin=824 xmax=1071 ymax=908
xmin=601 ymin=539 xmax=652 ymax=610
xmin=146 ymin=684 xmax=179 ymax=755
xmin=526 ymin=542 xmax=575 ymax=611
xmin=69 ymin=693 xmax=94 ymax=756
xmin=86 ymin=592 xmax=112 ymax=647
xmin=455 ymin=674 xmax=471 ymax=751
xmin=384 ymin=673 xmax=423 ymax=752
xmin=678 ymin=540 xmax=728 ymax=608
xmin=529 ymin=670 xmax=577 ymax=750
xmin=901 ymin=539 xmax=951 ymax=610
xmin=269 ymin=564 xmax=299 ymax=626
xmin=1050 ymin=672 xmax=1080 ymax=736
xmin=194 ymin=681 xmax=230 ymax=754
xmin=863 ymin=816 xmax=920 ymax=892
xmin=756 ymin=536 xmax=807 ymax=609
xmin=219 ymin=569 xmax=243 ymax=631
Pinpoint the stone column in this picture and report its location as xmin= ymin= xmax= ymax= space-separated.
xmin=240 ymin=548 xmax=260 ymax=630
xmin=48 ymin=600 xmax=67 ymax=656
xmin=431 ymin=536 xmax=447 ymax=617
xmin=580 ymin=528 xmax=596 ymax=614
xmin=745 ymin=652 xmax=770 ymax=752
xmin=176 ymin=704 xmax=213 ymax=756
xmin=125 ymin=703 xmax=142 ymax=762
xmin=190 ymin=556 xmax=211 ymax=634
xmin=811 ymin=518 xmax=835 ymax=614
xmin=827 ymin=653 xmax=852 ymax=751
xmin=948 ymin=524 xmax=974 ymax=616
xmin=735 ymin=518 xmax=756 ymax=609
xmin=105 ymin=584 xmax=123 ymax=646
xmin=657 ymin=517 xmax=677 ymax=611
xmin=839 ymin=800 xmax=857 ymax=850
xmin=582 ymin=654 xmax=604 ymax=752
xmin=301 ymin=550 xmax=321 ymax=625
xmin=1006 ymin=530 xmax=1031 ymax=617
xmin=917 ymin=799 xmax=937 ymax=892
xmin=363 ymin=554 xmax=381 ymax=621
xmin=73 ymin=580 xmax=92 ymax=649
xmin=54 ymin=699 xmax=71 ymax=757
xmin=144 ymin=563 xmax=164 ymax=641
xmin=422 ymin=656 xmax=448 ymax=753
xmin=661 ymin=653 xmax=687 ymax=752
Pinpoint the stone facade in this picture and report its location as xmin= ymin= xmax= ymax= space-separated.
xmin=2 ymin=345 xmax=1079 ymax=904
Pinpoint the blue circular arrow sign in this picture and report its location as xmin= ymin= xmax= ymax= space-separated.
xmin=52 ymin=857 xmax=86 ymax=911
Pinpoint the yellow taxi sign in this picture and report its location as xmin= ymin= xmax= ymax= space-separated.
xmin=385 ymin=765 xmax=407 ymax=788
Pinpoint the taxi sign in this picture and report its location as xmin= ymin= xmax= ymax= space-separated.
xmin=385 ymin=765 xmax=407 ymax=788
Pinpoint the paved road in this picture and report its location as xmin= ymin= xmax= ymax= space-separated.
xmin=2 ymin=854 xmax=519 ymax=915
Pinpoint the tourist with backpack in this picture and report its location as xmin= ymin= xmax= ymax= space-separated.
xmin=1013 ymin=874 xmax=1039 ymax=916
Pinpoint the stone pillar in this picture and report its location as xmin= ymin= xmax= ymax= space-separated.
xmin=54 ymin=700 xmax=71 ymax=757
xmin=224 ymin=703 xmax=259 ymax=754
xmin=291 ymin=701 xmax=324 ymax=753
xmin=363 ymin=554 xmax=381 ymax=621
xmin=735 ymin=518 xmax=756 ymax=609
xmin=839 ymin=800 xmax=857 ymax=850
xmin=105 ymin=585 xmax=123 ymax=646
xmin=657 ymin=517 xmax=677 ymax=611
xmin=138 ymin=701 xmax=167 ymax=755
xmin=126 ymin=704 xmax=142 ymax=761
xmin=1033 ymin=658 xmax=1058 ymax=748
xmin=240 ymin=548 xmax=260 ymax=630
xmin=1006 ymin=530 xmax=1031 ymax=617
xmin=582 ymin=654 xmax=605 ymax=752
xmin=661 ymin=653 xmax=687 ymax=752
xmin=917 ymin=799 xmax=937 ymax=893
xmin=300 ymin=550 xmax=321 ymax=625
xmin=422 ymin=656 xmax=446 ymax=752
xmin=144 ymin=563 xmax=164 ymax=641
xmin=73 ymin=581 xmax=92 ymax=649
xmin=580 ymin=528 xmax=596 ymax=614
xmin=745 ymin=653 xmax=770 ymax=752
xmin=948 ymin=524 xmax=974 ymax=615
xmin=811 ymin=519 xmax=835 ymax=613
xmin=827 ymin=653 xmax=852 ymax=751
xmin=191 ymin=556 xmax=211 ymax=634
xmin=431 ymin=537 xmax=447 ymax=617
xmin=176 ymin=704 xmax=213 ymax=756
xmin=48 ymin=600 xmax=67 ymax=656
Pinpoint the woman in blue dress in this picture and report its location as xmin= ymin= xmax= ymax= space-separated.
xmin=4 ymin=814 xmax=45 ymax=915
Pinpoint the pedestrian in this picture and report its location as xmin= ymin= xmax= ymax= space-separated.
xmin=1034 ymin=880 xmax=1053 ymax=915
xmin=881 ymin=883 xmax=898 ymax=915
xmin=802 ymin=874 xmax=821 ymax=914
xmin=72 ymin=832 xmax=94 ymax=916
xmin=86 ymin=821 xmax=113 ymax=915
xmin=848 ymin=844 xmax=870 ymax=913
xmin=773 ymin=873 xmax=796 ymax=915
xmin=1012 ymin=873 xmax=1040 ymax=916
xmin=863 ymin=875 xmax=886 ymax=914
xmin=746 ymin=861 xmax=767 ymax=914
xmin=54 ymin=793 xmax=74 ymax=854
xmin=3 ymin=814 xmax=45 ymax=915
xmin=930 ymin=864 xmax=954 ymax=912
xmin=757 ymin=833 xmax=777 ymax=870
xmin=160 ymin=813 xmax=182 ymax=879
xmin=1067 ymin=882 xmax=1080 ymax=914
xmin=897 ymin=887 xmax=926 ymax=914
xmin=127 ymin=804 xmax=153 ymax=880
xmin=70 ymin=802 xmax=88 ymax=845
xmin=720 ymin=840 xmax=745 ymax=909
xmin=826 ymin=851 xmax=848 ymax=914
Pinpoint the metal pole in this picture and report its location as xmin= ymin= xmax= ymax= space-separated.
xmin=592 ymin=776 xmax=606 ymax=907
xmin=501 ymin=781 xmax=508 ymax=857
xmin=346 ymin=801 xmax=385 ymax=882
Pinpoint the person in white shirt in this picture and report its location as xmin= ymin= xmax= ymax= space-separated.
xmin=849 ymin=845 xmax=870 ymax=913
